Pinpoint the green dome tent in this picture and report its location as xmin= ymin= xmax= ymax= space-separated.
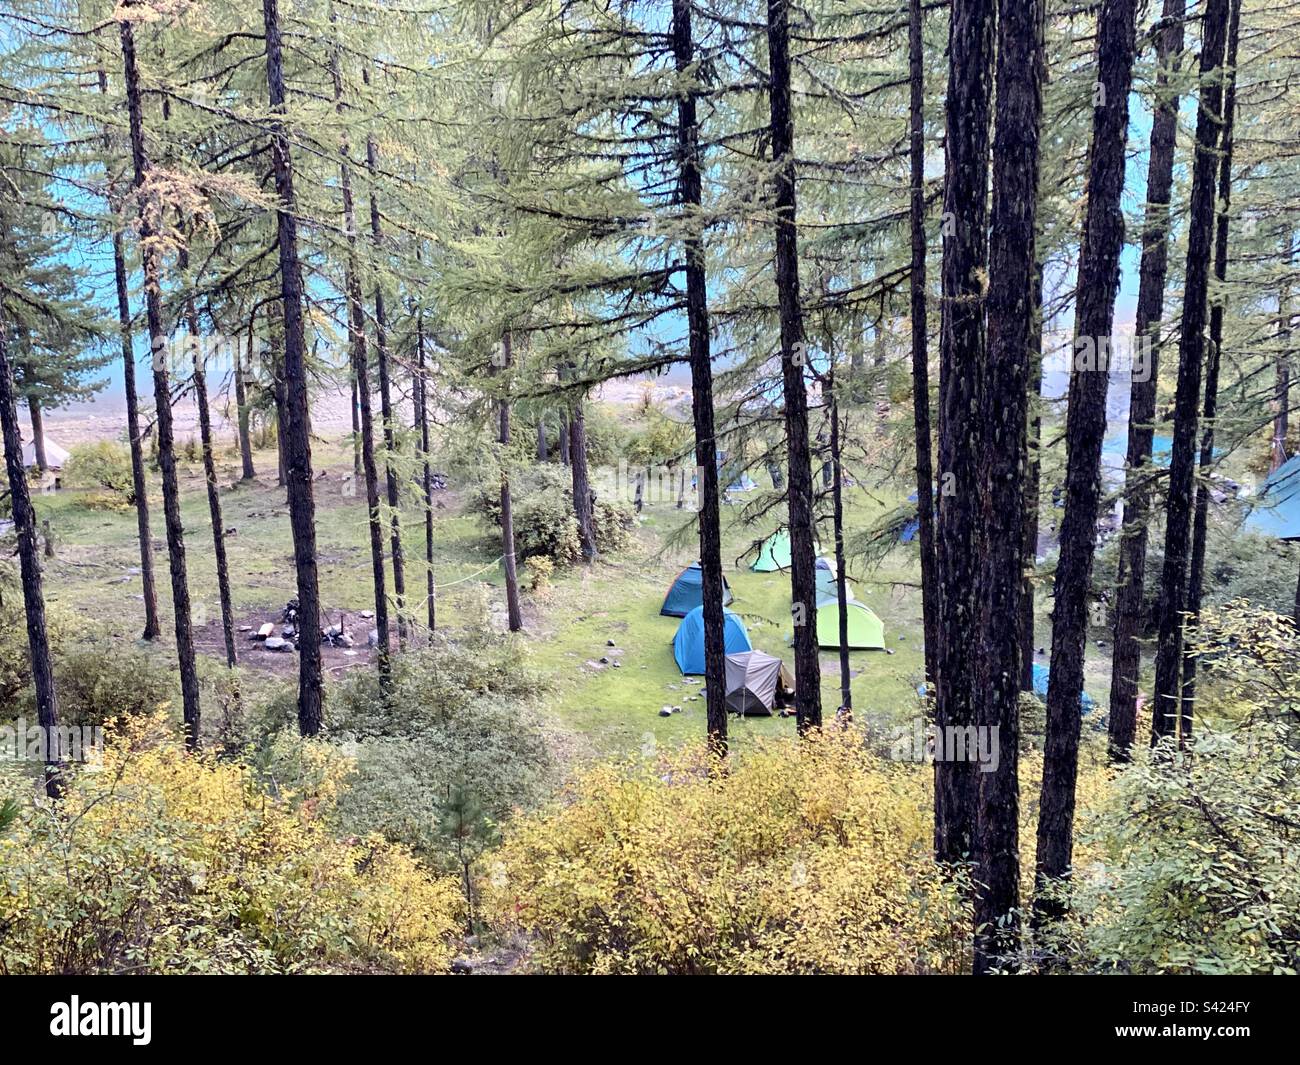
xmin=751 ymin=530 xmax=822 ymax=572
xmin=812 ymin=599 xmax=885 ymax=650
xmin=751 ymin=530 xmax=792 ymax=572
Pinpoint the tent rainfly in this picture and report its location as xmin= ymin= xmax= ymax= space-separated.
xmin=672 ymin=606 xmax=752 ymax=674
xmin=1243 ymin=453 xmax=1300 ymax=541
xmin=750 ymin=530 xmax=822 ymax=573
xmin=660 ymin=562 xmax=733 ymax=617
xmin=812 ymin=599 xmax=885 ymax=650
xmin=724 ymin=650 xmax=794 ymax=716
xmin=21 ymin=436 xmax=70 ymax=471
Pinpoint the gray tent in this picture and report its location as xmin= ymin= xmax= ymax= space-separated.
xmin=724 ymin=650 xmax=795 ymax=716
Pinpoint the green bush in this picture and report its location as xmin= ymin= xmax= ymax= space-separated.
xmin=53 ymin=640 xmax=177 ymax=729
xmin=64 ymin=441 xmax=136 ymax=503
xmin=476 ymin=463 xmax=633 ymax=565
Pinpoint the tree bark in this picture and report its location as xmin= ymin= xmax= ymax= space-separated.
xmin=236 ymin=307 xmax=256 ymax=481
xmin=100 ymin=65 xmax=162 ymax=642
xmin=416 ymin=309 xmax=436 ymax=635
xmin=536 ymin=417 xmax=548 ymax=462
xmin=569 ymin=388 xmax=597 ymax=563
xmin=330 ymin=25 xmax=390 ymax=686
xmin=1152 ymin=0 xmax=1232 ymax=745
xmin=908 ymin=0 xmax=939 ymax=689
xmin=1036 ymin=0 xmax=1137 ymax=919
xmin=829 ymin=383 xmax=852 ymax=714
xmin=673 ymin=0 xmax=727 ymax=753
xmin=1020 ymin=259 xmax=1046 ymax=691
xmin=183 ymin=282 xmax=238 ymax=671
xmin=974 ymin=0 xmax=1045 ymax=973
xmin=1108 ymin=0 xmax=1186 ymax=761
xmin=365 ymin=120 xmax=407 ymax=647
xmin=765 ymin=0 xmax=821 ymax=733
xmin=120 ymin=15 xmax=203 ymax=749
xmin=0 ymin=321 xmax=61 ymax=797
xmin=1182 ymin=0 xmax=1242 ymax=737
xmin=262 ymin=0 xmax=325 ymax=734
xmin=934 ymin=0 xmax=995 ymax=864
xmin=26 ymin=398 xmax=47 ymax=472
xmin=497 ymin=333 xmax=524 ymax=633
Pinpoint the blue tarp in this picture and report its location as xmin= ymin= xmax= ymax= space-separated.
xmin=1032 ymin=663 xmax=1096 ymax=714
xmin=1243 ymin=454 xmax=1300 ymax=541
xmin=660 ymin=563 xmax=734 ymax=617
xmin=672 ymin=606 xmax=752 ymax=674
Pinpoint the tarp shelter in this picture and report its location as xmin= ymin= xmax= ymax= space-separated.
xmin=1243 ymin=453 xmax=1300 ymax=541
xmin=724 ymin=650 xmax=794 ymax=716
xmin=22 ymin=436 xmax=69 ymax=470
xmin=726 ymin=473 xmax=758 ymax=492
xmin=660 ymin=562 xmax=733 ymax=617
xmin=673 ymin=606 xmax=752 ymax=675
xmin=812 ymin=599 xmax=885 ymax=650
xmin=900 ymin=492 xmax=920 ymax=543
xmin=1031 ymin=663 xmax=1096 ymax=714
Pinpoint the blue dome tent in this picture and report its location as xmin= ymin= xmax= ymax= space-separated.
xmin=660 ymin=562 xmax=733 ymax=617
xmin=672 ymin=606 xmax=752 ymax=674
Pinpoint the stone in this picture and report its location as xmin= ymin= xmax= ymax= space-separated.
xmin=282 ymin=626 xmax=296 ymax=639
xmin=599 ymin=656 xmax=609 ymax=664
xmin=361 ymin=610 xmax=375 ymax=620
xmin=606 ymin=639 xmax=616 ymax=647
xmin=264 ymin=637 xmax=288 ymax=652
xmin=255 ymin=623 xmax=274 ymax=641
xmin=368 ymin=628 xmax=380 ymax=649
xmin=659 ymin=708 xmax=673 ymax=717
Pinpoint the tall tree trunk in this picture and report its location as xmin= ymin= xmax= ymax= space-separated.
xmin=765 ymin=0 xmax=821 ymax=733
xmin=330 ymin=24 xmax=390 ymax=685
xmin=673 ymin=0 xmax=727 ymax=753
xmin=908 ymin=0 xmax=939 ymax=689
xmin=99 ymin=67 xmax=162 ymax=641
xmin=262 ymin=0 xmax=325 ymax=734
xmin=497 ymin=333 xmax=524 ymax=633
xmin=236 ymin=307 xmax=257 ymax=481
xmin=183 ymin=283 xmax=238 ymax=671
xmin=1020 ymin=259 xmax=1046 ymax=691
xmin=1271 ymin=231 xmax=1295 ymax=472
xmin=934 ymin=0 xmax=994 ymax=864
xmin=1183 ymin=0 xmax=1242 ymax=737
xmin=829 ymin=382 xmax=852 ymax=714
xmin=365 ymin=120 xmax=407 ymax=647
xmin=536 ymin=417 xmax=548 ymax=462
xmin=974 ymin=0 xmax=1045 ymax=973
xmin=26 ymin=398 xmax=47 ymax=472
xmin=120 ymin=15 xmax=202 ymax=749
xmin=0 ymin=321 xmax=61 ymax=797
xmin=1152 ymin=0 xmax=1232 ymax=745
xmin=569 ymin=387 xmax=597 ymax=563
xmin=1036 ymin=0 xmax=1138 ymax=920
xmin=1108 ymin=0 xmax=1186 ymax=762
xmin=559 ymin=411 xmax=571 ymax=466
xmin=416 ymin=309 xmax=436 ymax=635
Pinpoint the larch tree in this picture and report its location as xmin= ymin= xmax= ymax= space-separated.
xmin=1036 ymin=0 xmax=1138 ymax=918
xmin=974 ymin=0 xmax=1046 ymax=972
xmin=1108 ymin=0 xmax=1187 ymax=761
xmin=1151 ymin=0 xmax=1233 ymax=745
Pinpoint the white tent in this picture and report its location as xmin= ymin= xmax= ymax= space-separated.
xmin=22 ymin=435 xmax=70 ymax=470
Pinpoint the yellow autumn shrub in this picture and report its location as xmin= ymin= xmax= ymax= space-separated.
xmin=485 ymin=728 xmax=970 ymax=974
xmin=0 ymin=716 xmax=463 ymax=974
